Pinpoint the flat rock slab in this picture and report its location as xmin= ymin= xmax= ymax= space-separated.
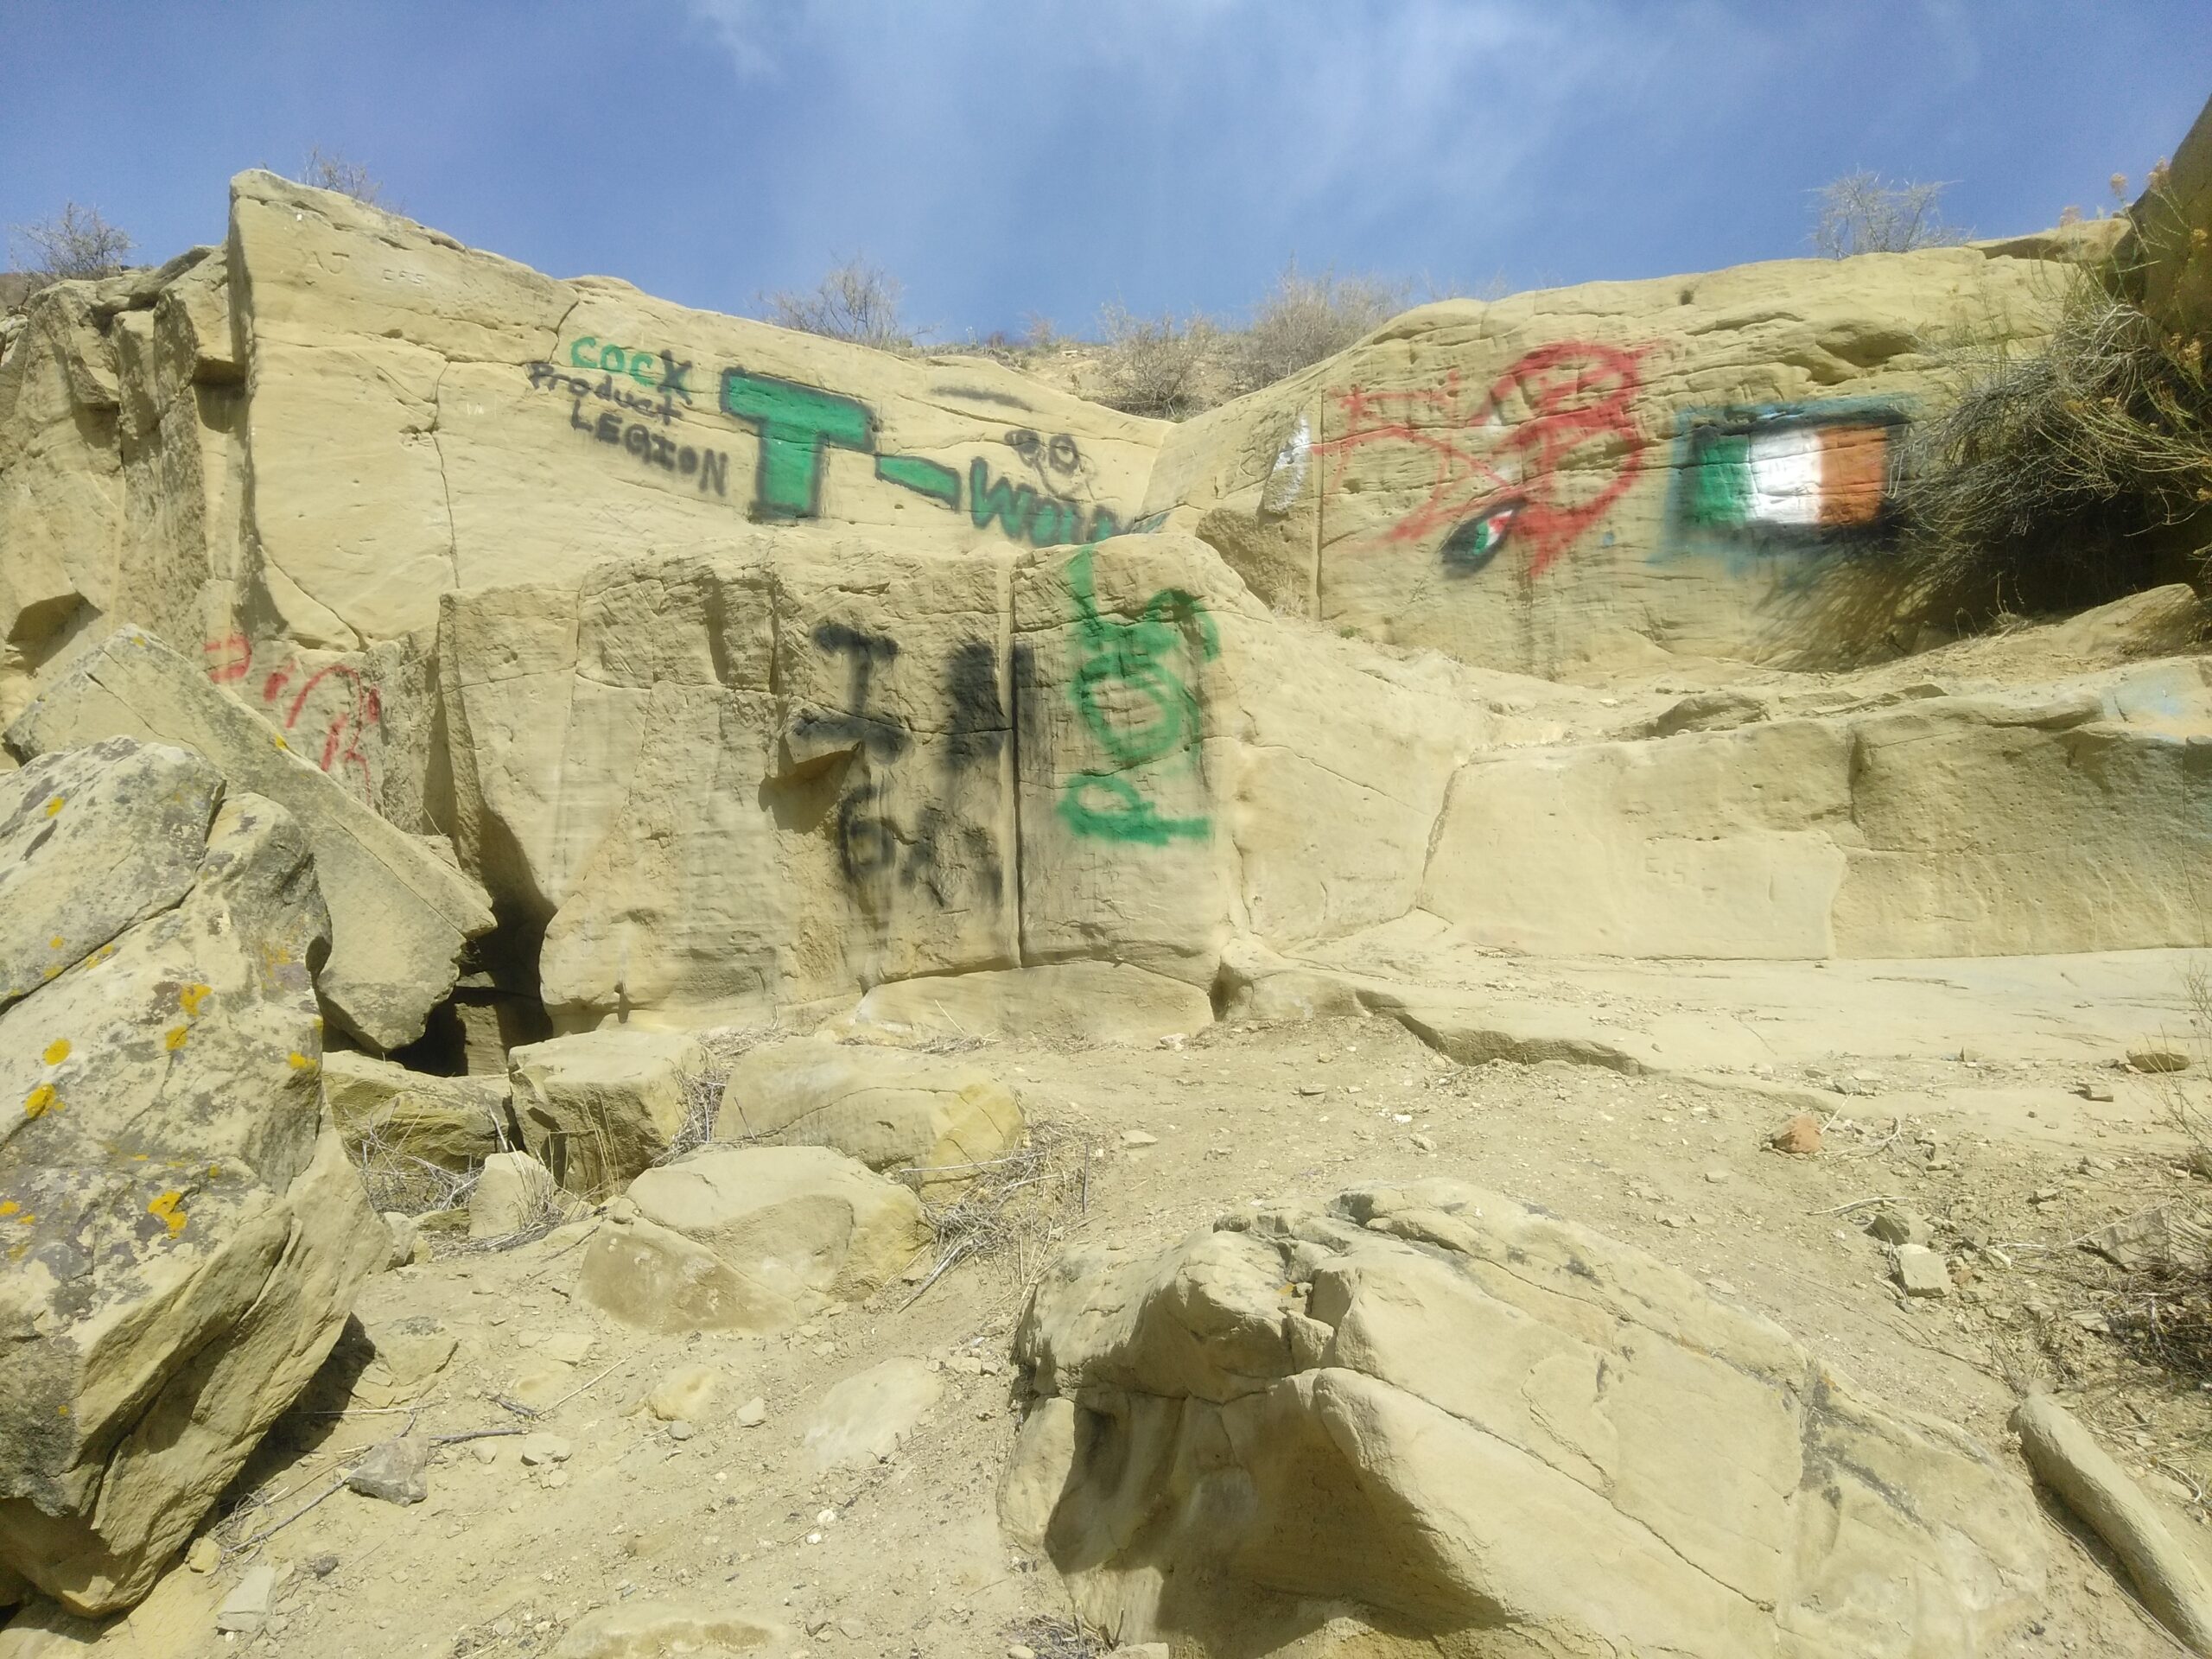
xmin=6 ymin=628 xmax=493 ymax=1050
xmin=801 ymin=1358 xmax=944 ymax=1471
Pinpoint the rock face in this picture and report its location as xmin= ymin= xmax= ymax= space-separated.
xmin=716 ymin=1038 xmax=1023 ymax=1189
xmin=578 ymin=1147 xmax=925 ymax=1334
xmin=508 ymin=1028 xmax=709 ymax=1197
xmin=1008 ymin=1181 xmax=2049 ymax=1657
xmin=1145 ymin=246 xmax=2062 ymax=677
xmin=5 ymin=628 xmax=494 ymax=1049
xmin=8 ymin=169 xmax=2183 ymax=1043
xmin=0 ymin=739 xmax=383 ymax=1614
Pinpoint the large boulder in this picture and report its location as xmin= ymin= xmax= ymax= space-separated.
xmin=0 ymin=739 xmax=384 ymax=1614
xmin=578 ymin=1147 xmax=925 ymax=1334
xmin=5 ymin=628 xmax=494 ymax=1049
xmin=1008 ymin=1181 xmax=2050 ymax=1658
xmin=321 ymin=1049 xmax=514 ymax=1173
xmin=715 ymin=1037 xmax=1023 ymax=1189
xmin=507 ymin=1028 xmax=709 ymax=1197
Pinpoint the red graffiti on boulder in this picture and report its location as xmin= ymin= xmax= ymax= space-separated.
xmin=1316 ymin=340 xmax=1651 ymax=576
xmin=202 ymin=633 xmax=383 ymax=803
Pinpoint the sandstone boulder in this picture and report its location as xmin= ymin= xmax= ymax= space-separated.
xmin=5 ymin=628 xmax=494 ymax=1049
xmin=322 ymin=1049 xmax=514 ymax=1173
xmin=715 ymin=1038 xmax=1022 ymax=1189
xmin=508 ymin=1028 xmax=709 ymax=1197
xmin=578 ymin=1147 xmax=925 ymax=1334
xmin=467 ymin=1150 xmax=569 ymax=1243
xmin=1009 ymin=1180 xmax=2049 ymax=1657
xmin=0 ymin=740 xmax=384 ymax=1614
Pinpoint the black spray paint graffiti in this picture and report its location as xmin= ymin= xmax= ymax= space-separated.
xmin=806 ymin=625 xmax=1007 ymax=914
xmin=526 ymin=360 xmax=730 ymax=494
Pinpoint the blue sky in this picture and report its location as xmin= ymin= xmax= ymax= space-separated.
xmin=3 ymin=2 xmax=2205 ymax=340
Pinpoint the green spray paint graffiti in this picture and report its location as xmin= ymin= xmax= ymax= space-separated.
xmin=717 ymin=366 xmax=1160 ymax=544
xmin=1056 ymin=544 xmax=1219 ymax=845
xmin=720 ymin=370 xmax=879 ymax=519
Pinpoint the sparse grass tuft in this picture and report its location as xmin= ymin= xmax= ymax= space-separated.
xmin=1095 ymin=302 xmax=1220 ymax=420
xmin=347 ymin=1112 xmax=479 ymax=1218
xmin=902 ymin=1116 xmax=1097 ymax=1306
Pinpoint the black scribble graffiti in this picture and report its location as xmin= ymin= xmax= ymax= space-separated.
xmin=796 ymin=621 xmax=906 ymax=759
xmin=1005 ymin=428 xmax=1084 ymax=481
xmin=934 ymin=384 xmax=1033 ymax=411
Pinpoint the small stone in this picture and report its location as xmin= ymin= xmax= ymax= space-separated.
xmin=1893 ymin=1244 xmax=1951 ymax=1299
xmin=215 ymin=1563 xmax=277 ymax=1633
xmin=539 ymin=1331 xmax=595 ymax=1365
xmin=1866 ymin=1208 xmax=1931 ymax=1247
xmin=307 ymin=1554 xmax=338 ymax=1578
xmin=647 ymin=1362 xmax=721 ymax=1423
xmin=1412 ymin=1134 xmax=1437 ymax=1152
xmin=2128 ymin=1048 xmax=2190 ymax=1073
xmin=542 ymin=1468 xmax=569 ymax=1490
xmin=1295 ymin=1084 xmax=1325 ymax=1097
xmin=667 ymin=1420 xmax=696 ymax=1441
xmin=343 ymin=1433 xmax=431 ymax=1504
xmin=2031 ymin=1187 xmax=2062 ymax=1205
xmin=951 ymin=1355 xmax=984 ymax=1376
xmin=2077 ymin=1081 xmax=2116 ymax=1103
xmin=187 ymin=1536 xmax=221 ymax=1573
xmin=472 ymin=1441 xmax=499 ymax=1465
xmin=1701 ymin=1169 xmax=1729 ymax=1185
xmin=734 ymin=1397 xmax=767 ymax=1427
xmin=1769 ymin=1114 xmax=1822 ymax=1156
xmin=1119 ymin=1129 xmax=1160 ymax=1147
xmin=1008 ymin=1646 xmax=1039 ymax=1659
xmin=518 ymin=1432 xmax=574 ymax=1465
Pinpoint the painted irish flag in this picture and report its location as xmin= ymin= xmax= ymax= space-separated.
xmin=1682 ymin=410 xmax=1898 ymax=534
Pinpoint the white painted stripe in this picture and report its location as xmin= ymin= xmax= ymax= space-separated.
xmin=1746 ymin=427 xmax=1823 ymax=525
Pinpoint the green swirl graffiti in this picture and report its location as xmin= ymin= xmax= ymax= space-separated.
xmin=1057 ymin=544 xmax=1219 ymax=844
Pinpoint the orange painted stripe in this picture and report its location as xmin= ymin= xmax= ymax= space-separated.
xmin=1818 ymin=425 xmax=1888 ymax=527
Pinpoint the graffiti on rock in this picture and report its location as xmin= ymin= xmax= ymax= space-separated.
xmin=1260 ymin=412 xmax=1311 ymax=515
xmin=716 ymin=366 xmax=1154 ymax=546
xmin=1057 ymin=545 xmax=1218 ymax=846
xmin=803 ymin=623 xmax=1006 ymax=914
xmin=527 ymin=360 xmax=731 ymax=494
xmin=1662 ymin=398 xmax=1909 ymax=561
xmin=203 ymin=635 xmax=383 ymax=803
xmin=565 ymin=338 xmax=696 ymax=402
xmin=1316 ymin=340 xmax=1650 ymax=577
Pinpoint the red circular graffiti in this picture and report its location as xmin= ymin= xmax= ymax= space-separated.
xmin=1316 ymin=340 xmax=1649 ymax=576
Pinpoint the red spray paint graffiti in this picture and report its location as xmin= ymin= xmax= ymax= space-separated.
xmin=203 ymin=634 xmax=383 ymax=803
xmin=1314 ymin=340 xmax=1651 ymax=577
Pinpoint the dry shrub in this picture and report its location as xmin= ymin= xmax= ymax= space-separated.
xmin=1896 ymin=265 xmax=2212 ymax=621
xmin=1230 ymin=262 xmax=1406 ymax=393
xmin=300 ymin=146 xmax=392 ymax=208
xmin=902 ymin=1116 xmax=1096 ymax=1306
xmin=7 ymin=202 xmax=133 ymax=289
xmin=347 ymin=1114 xmax=479 ymax=1218
xmin=763 ymin=257 xmax=912 ymax=352
xmin=1095 ymin=302 xmax=1220 ymax=419
xmin=1810 ymin=170 xmax=1966 ymax=258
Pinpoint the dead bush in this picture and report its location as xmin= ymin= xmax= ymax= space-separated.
xmin=1895 ymin=266 xmax=2212 ymax=620
xmin=1230 ymin=262 xmax=1406 ymax=392
xmin=300 ymin=146 xmax=392 ymax=208
xmin=902 ymin=1116 xmax=1097 ymax=1306
xmin=1095 ymin=302 xmax=1219 ymax=419
xmin=762 ymin=256 xmax=912 ymax=352
xmin=1810 ymin=170 xmax=1966 ymax=258
xmin=347 ymin=1113 xmax=479 ymax=1218
xmin=7 ymin=201 xmax=134 ymax=289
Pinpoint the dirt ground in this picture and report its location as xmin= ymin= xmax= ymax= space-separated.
xmin=58 ymin=1000 xmax=2212 ymax=1659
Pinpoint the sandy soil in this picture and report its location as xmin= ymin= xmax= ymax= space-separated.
xmin=67 ymin=1003 xmax=2212 ymax=1659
